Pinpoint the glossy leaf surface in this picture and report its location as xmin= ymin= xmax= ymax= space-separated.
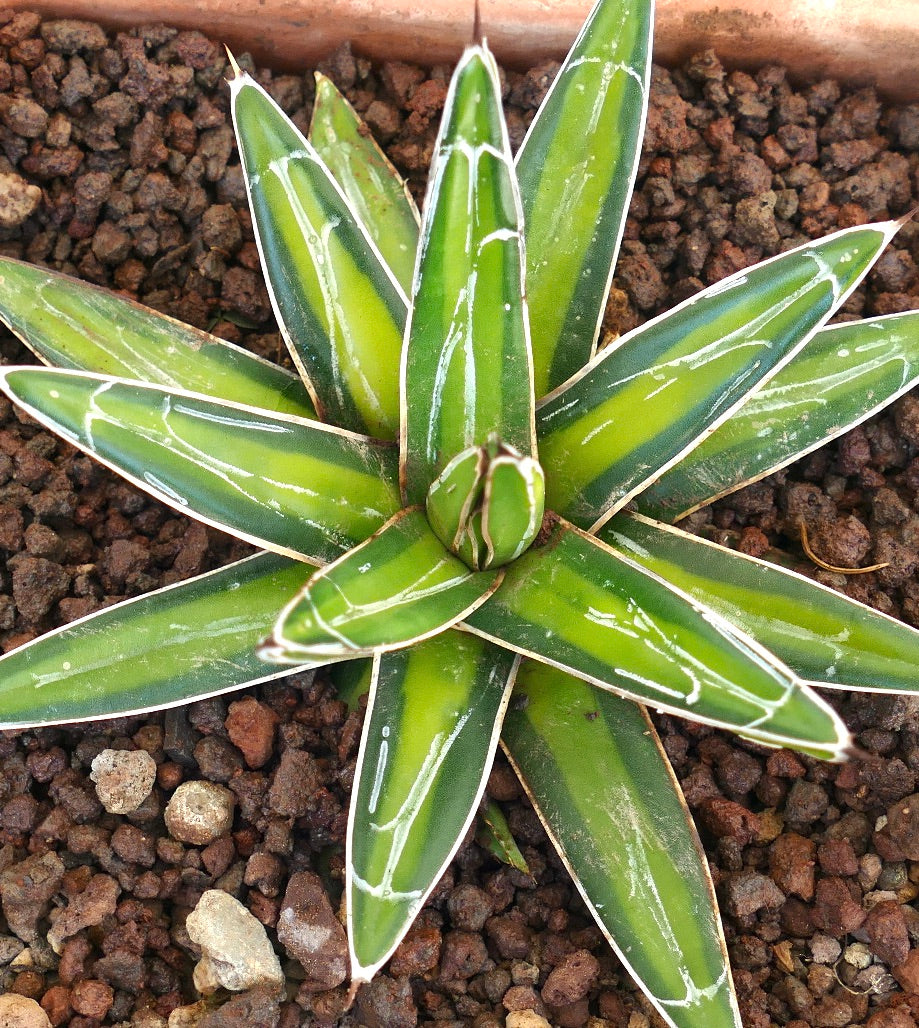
xmin=0 ymin=367 xmax=400 ymax=564
xmin=401 ymin=46 xmax=535 ymax=505
xmin=349 ymin=637 xmax=517 ymax=980
xmin=537 ymin=222 xmax=899 ymax=529
xmin=637 ymin=310 xmax=919 ymax=519
xmin=0 ymin=552 xmax=312 ymax=728
xmin=0 ymin=257 xmax=316 ymax=418
xmin=517 ymin=0 xmax=652 ymax=395
xmin=266 ymin=508 xmax=502 ymax=660
xmin=605 ymin=513 xmax=919 ymax=693
xmin=464 ymin=518 xmax=849 ymax=757
xmin=231 ymin=69 xmax=406 ymax=438
xmin=310 ymin=73 xmax=420 ymax=291
xmin=504 ymin=663 xmax=740 ymax=1028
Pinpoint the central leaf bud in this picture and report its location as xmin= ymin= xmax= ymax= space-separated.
xmin=425 ymin=435 xmax=546 ymax=571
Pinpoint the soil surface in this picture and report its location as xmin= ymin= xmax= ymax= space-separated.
xmin=1 ymin=9 xmax=919 ymax=1028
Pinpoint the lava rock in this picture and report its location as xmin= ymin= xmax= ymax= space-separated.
xmin=276 ymin=871 xmax=348 ymax=990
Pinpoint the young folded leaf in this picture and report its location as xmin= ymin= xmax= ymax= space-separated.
xmin=426 ymin=438 xmax=545 ymax=570
xmin=477 ymin=800 xmax=531 ymax=875
xmin=537 ymin=221 xmax=901 ymax=530
xmin=264 ymin=508 xmax=502 ymax=660
xmin=348 ymin=637 xmax=517 ymax=981
xmin=230 ymin=61 xmax=407 ymax=438
xmin=400 ymin=45 xmax=536 ymax=506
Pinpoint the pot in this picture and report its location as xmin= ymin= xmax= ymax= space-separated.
xmin=5 ymin=0 xmax=919 ymax=100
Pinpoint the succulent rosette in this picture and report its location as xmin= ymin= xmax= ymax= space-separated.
xmin=2 ymin=2 xmax=919 ymax=1024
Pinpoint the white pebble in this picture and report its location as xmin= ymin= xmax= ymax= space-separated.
xmin=90 ymin=749 xmax=157 ymax=814
xmin=186 ymin=890 xmax=284 ymax=995
xmin=0 ymin=993 xmax=52 ymax=1027
xmin=164 ymin=781 xmax=235 ymax=845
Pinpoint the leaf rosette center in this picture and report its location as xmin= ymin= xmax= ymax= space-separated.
xmin=426 ymin=435 xmax=546 ymax=571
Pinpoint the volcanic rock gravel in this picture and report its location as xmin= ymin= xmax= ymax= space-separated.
xmin=0 ymin=8 xmax=919 ymax=1026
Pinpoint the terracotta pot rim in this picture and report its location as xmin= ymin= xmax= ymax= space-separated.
xmin=5 ymin=0 xmax=919 ymax=101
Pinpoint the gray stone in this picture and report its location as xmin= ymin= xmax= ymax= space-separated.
xmin=186 ymin=890 xmax=284 ymax=995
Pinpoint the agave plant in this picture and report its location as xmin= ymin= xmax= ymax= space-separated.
xmin=2 ymin=1 xmax=919 ymax=1024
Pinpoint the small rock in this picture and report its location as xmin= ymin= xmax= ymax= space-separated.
xmin=894 ymin=949 xmax=919 ymax=994
xmin=276 ymin=871 xmax=348 ymax=990
xmin=186 ymin=890 xmax=284 ymax=995
xmin=447 ymin=883 xmax=494 ymax=932
xmin=164 ymin=781 xmax=235 ymax=845
xmin=226 ymin=697 xmax=279 ymax=769
xmin=197 ymin=987 xmax=281 ymax=1028
xmin=541 ymin=949 xmax=600 ymax=1007
xmin=0 ymin=173 xmax=41 ymax=228
xmin=440 ymin=930 xmax=488 ymax=979
xmin=71 ymin=979 xmax=114 ymax=1019
xmin=810 ymin=934 xmax=843 ymax=964
xmin=722 ymin=871 xmax=785 ymax=917
xmin=506 ymin=1012 xmax=552 ymax=1028
xmin=40 ymin=19 xmax=108 ymax=53
xmin=90 ymin=748 xmax=157 ymax=813
xmin=353 ymin=976 xmax=418 ymax=1028
xmin=0 ymin=993 xmax=51 ymax=1027
xmin=863 ymin=900 xmax=911 ymax=966
xmin=47 ymin=874 xmax=119 ymax=953
xmin=268 ymin=749 xmax=320 ymax=817
xmin=812 ymin=877 xmax=866 ymax=936
xmin=770 ymin=832 xmax=816 ymax=900
xmin=887 ymin=794 xmax=919 ymax=859
xmin=0 ymin=852 xmax=64 ymax=944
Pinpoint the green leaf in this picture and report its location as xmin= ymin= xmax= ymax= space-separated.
xmin=605 ymin=513 xmax=919 ymax=693
xmin=0 ymin=257 xmax=316 ymax=419
xmin=517 ymin=0 xmax=652 ymax=395
xmin=348 ymin=636 xmax=517 ymax=980
xmin=0 ymin=552 xmax=312 ymax=728
xmin=537 ymin=221 xmax=901 ymax=529
xmin=264 ymin=508 xmax=502 ymax=661
xmin=477 ymin=800 xmax=531 ymax=875
xmin=0 ymin=367 xmax=400 ymax=564
xmin=636 ymin=310 xmax=919 ymax=519
xmin=328 ymin=658 xmax=373 ymax=712
xmin=400 ymin=45 xmax=535 ymax=505
xmin=503 ymin=663 xmax=740 ymax=1028
xmin=310 ymin=73 xmax=420 ymax=292
xmin=230 ymin=65 xmax=407 ymax=438
xmin=464 ymin=517 xmax=849 ymax=758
